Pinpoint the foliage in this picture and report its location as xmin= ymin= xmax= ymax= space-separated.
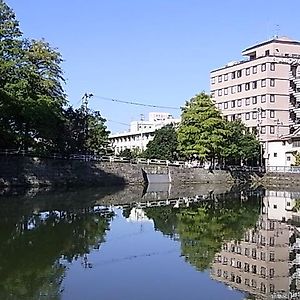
xmin=144 ymin=124 xmax=178 ymax=161
xmin=0 ymin=1 xmax=110 ymax=155
xmin=177 ymin=92 xmax=260 ymax=164
xmin=222 ymin=120 xmax=260 ymax=164
xmin=177 ymin=92 xmax=226 ymax=160
xmin=294 ymin=151 xmax=300 ymax=166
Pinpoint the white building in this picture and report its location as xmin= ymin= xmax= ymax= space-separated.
xmin=109 ymin=112 xmax=180 ymax=155
xmin=266 ymin=127 xmax=300 ymax=167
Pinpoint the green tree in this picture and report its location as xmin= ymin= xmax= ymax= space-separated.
xmin=0 ymin=1 xmax=67 ymax=151
xmin=177 ymin=92 xmax=227 ymax=162
xmin=144 ymin=124 xmax=178 ymax=161
xmin=294 ymin=151 xmax=300 ymax=166
xmin=222 ymin=120 xmax=260 ymax=165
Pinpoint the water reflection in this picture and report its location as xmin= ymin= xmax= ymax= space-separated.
xmin=211 ymin=189 xmax=300 ymax=300
xmin=0 ymin=185 xmax=299 ymax=299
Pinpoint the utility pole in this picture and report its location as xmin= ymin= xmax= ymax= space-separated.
xmin=81 ymin=93 xmax=93 ymax=155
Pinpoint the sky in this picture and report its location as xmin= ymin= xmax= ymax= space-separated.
xmin=5 ymin=0 xmax=300 ymax=133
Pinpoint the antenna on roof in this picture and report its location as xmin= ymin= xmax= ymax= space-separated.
xmin=274 ymin=24 xmax=280 ymax=39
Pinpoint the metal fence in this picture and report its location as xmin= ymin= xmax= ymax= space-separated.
xmin=266 ymin=166 xmax=300 ymax=173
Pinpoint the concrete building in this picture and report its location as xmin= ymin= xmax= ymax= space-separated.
xmin=109 ymin=112 xmax=180 ymax=155
xmin=210 ymin=36 xmax=300 ymax=144
xmin=211 ymin=191 xmax=300 ymax=299
xmin=266 ymin=128 xmax=300 ymax=168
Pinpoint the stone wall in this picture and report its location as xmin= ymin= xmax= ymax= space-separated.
xmin=0 ymin=156 xmax=234 ymax=187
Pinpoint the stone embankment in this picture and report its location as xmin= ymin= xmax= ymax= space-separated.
xmin=260 ymin=172 xmax=300 ymax=189
xmin=0 ymin=157 xmax=234 ymax=187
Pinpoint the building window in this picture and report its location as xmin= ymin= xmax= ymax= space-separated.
xmin=211 ymin=77 xmax=215 ymax=84
xmin=224 ymin=87 xmax=228 ymax=95
xmin=269 ymin=252 xmax=275 ymax=261
xmin=270 ymin=126 xmax=275 ymax=134
xmin=270 ymin=78 xmax=275 ymax=87
xmin=211 ymin=91 xmax=215 ymax=98
xmin=270 ymin=94 xmax=275 ymax=102
xmin=246 ymin=68 xmax=250 ymax=75
xmin=252 ymin=96 xmax=257 ymax=104
xmin=261 ymin=79 xmax=266 ymax=87
xmin=253 ymin=66 xmax=257 ymax=74
xmin=237 ymin=84 xmax=242 ymax=92
xmin=237 ymin=99 xmax=242 ymax=107
xmin=270 ymin=110 xmax=275 ymax=118
xmin=287 ymin=156 xmax=291 ymax=161
xmin=261 ymin=63 xmax=266 ymax=72
xmin=261 ymin=95 xmax=266 ymax=103
xmin=218 ymin=89 xmax=222 ymax=96
xmin=231 ymin=86 xmax=236 ymax=94
xmin=246 ymin=98 xmax=250 ymax=105
xmin=224 ymin=102 xmax=228 ymax=109
xmin=232 ymin=71 xmax=236 ymax=79
xmin=245 ymin=82 xmax=250 ymax=91
xmin=218 ymin=103 xmax=222 ymax=109
xmin=270 ymin=62 xmax=275 ymax=71
xmin=252 ymin=111 xmax=257 ymax=119
xmin=237 ymin=70 xmax=242 ymax=78
xmin=270 ymin=237 xmax=275 ymax=246
xmin=231 ymin=100 xmax=236 ymax=108
xmin=218 ymin=75 xmax=222 ymax=83
xmin=265 ymin=50 xmax=270 ymax=56
xmin=270 ymin=268 xmax=275 ymax=278
xmin=260 ymin=252 xmax=266 ymax=261
xmin=245 ymin=112 xmax=250 ymax=120
xmin=252 ymin=81 xmax=257 ymax=89
xmin=274 ymin=152 xmax=277 ymax=157
xmin=224 ymin=73 xmax=228 ymax=81
xmin=261 ymin=110 xmax=266 ymax=118
xmin=261 ymin=126 xmax=266 ymax=134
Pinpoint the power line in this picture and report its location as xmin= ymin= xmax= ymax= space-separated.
xmin=93 ymin=95 xmax=180 ymax=110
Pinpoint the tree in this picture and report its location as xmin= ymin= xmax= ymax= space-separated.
xmin=0 ymin=1 xmax=67 ymax=152
xmin=177 ymin=92 xmax=227 ymax=162
xmin=222 ymin=120 xmax=260 ymax=165
xmin=294 ymin=151 xmax=300 ymax=166
xmin=144 ymin=124 xmax=178 ymax=161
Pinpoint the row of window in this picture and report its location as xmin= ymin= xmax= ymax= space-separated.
xmin=218 ymin=249 xmax=275 ymax=263
xmin=212 ymin=79 xmax=276 ymax=97
xmin=216 ymin=258 xmax=275 ymax=278
xmin=218 ymin=95 xmax=276 ymax=110
xmin=223 ymin=110 xmax=276 ymax=121
xmin=215 ymin=269 xmax=275 ymax=293
xmin=212 ymin=62 xmax=276 ymax=84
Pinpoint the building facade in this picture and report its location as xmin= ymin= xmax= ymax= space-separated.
xmin=210 ymin=37 xmax=300 ymax=144
xmin=109 ymin=112 xmax=180 ymax=155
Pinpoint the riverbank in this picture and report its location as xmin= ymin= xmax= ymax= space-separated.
xmin=0 ymin=156 xmax=234 ymax=187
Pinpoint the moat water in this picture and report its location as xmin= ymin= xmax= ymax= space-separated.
xmin=0 ymin=184 xmax=300 ymax=300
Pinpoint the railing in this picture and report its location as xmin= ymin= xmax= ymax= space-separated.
xmin=0 ymin=149 xmax=186 ymax=167
xmin=266 ymin=166 xmax=300 ymax=173
xmin=0 ymin=149 xmax=267 ymax=171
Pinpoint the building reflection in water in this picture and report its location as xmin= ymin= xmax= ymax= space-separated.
xmin=211 ymin=190 xmax=300 ymax=300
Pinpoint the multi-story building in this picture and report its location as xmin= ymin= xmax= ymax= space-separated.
xmin=210 ymin=36 xmax=300 ymax=143
xmin=109 ymin=112 xmax=180 ymax=154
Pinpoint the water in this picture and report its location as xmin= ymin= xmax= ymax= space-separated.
xmin=0 ymin=184 xmax=300 ymax=300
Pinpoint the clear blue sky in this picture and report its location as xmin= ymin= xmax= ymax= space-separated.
xmin=6 ymin=0 xmax=300 ymax=133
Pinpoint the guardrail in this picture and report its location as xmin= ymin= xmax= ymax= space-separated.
xmin=266 ymin=166 xmax=300 ymax=173
xmin=0 ymin=149 xmax=186 ymax=167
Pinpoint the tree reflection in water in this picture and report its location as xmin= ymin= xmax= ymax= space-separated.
xmin=0 ymin=205 xmax=113 ymax=299
xmin=145 ymin=192 xmax=261 ymax=271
